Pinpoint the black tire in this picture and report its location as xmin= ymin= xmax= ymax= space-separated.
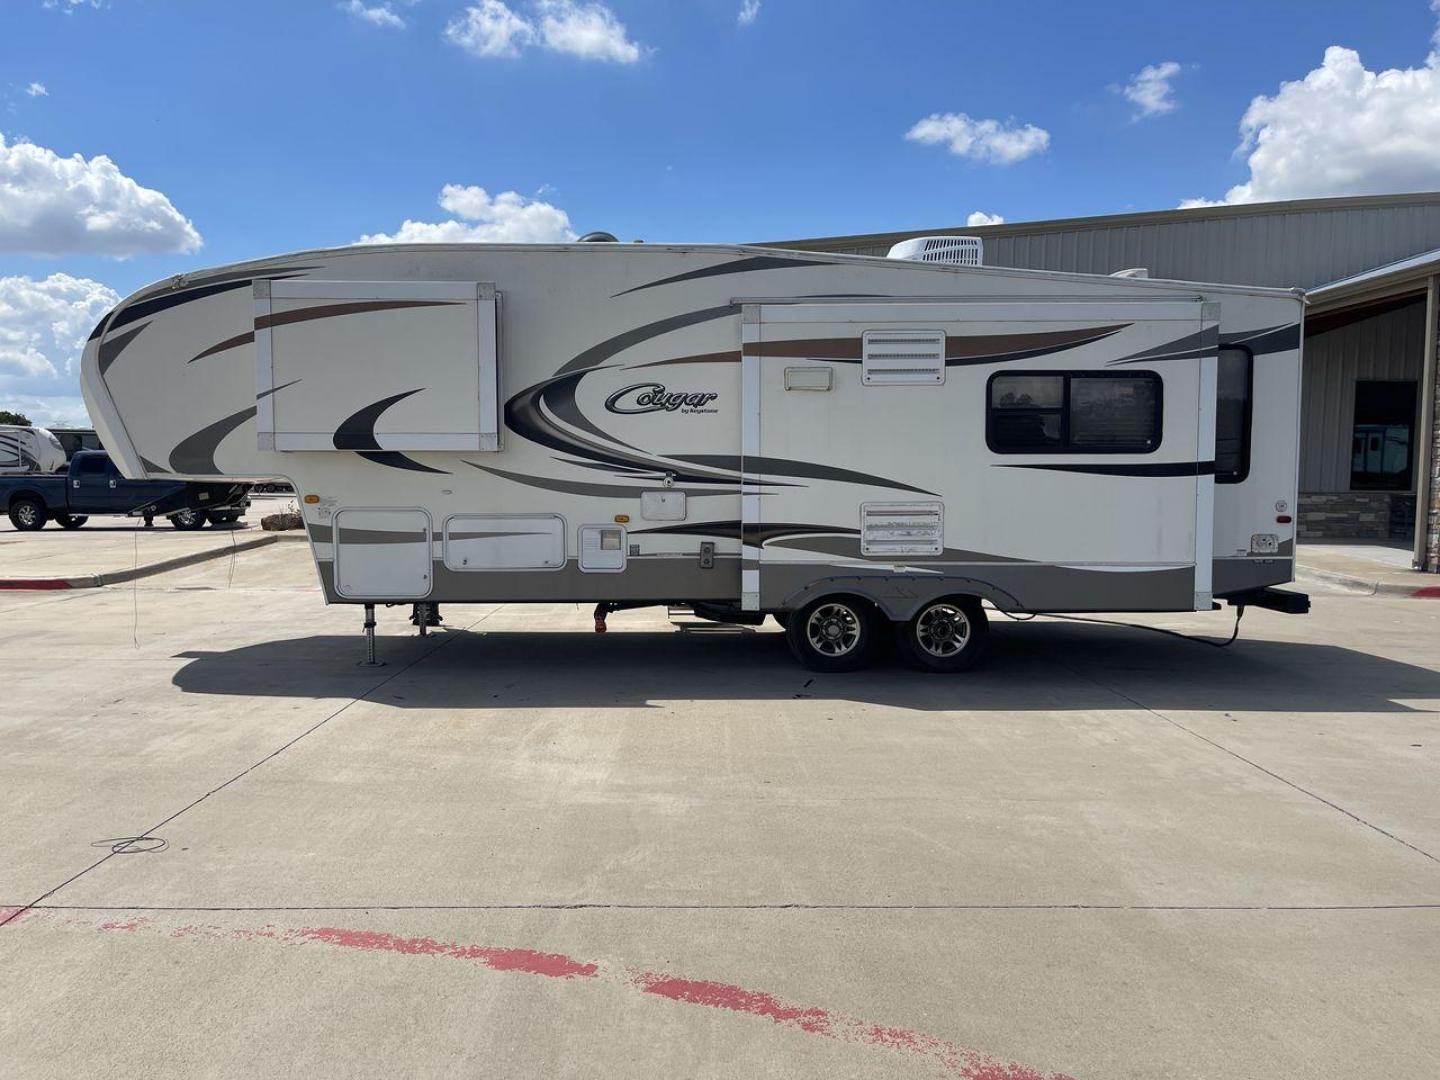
xmin=206 ymin=510 xmax=241 ymax=525
xmin=9 ymin=497 xmax=47 ymax=531
xmin=169 ymin=508 xmax=207 ymax=530
xmin=785 ymin=595 xmax=877 ymax=673
xmin=895 ymin=596 xmax=990 ymax=673
xmin=55 ymin=514 xmax=88 ymax=529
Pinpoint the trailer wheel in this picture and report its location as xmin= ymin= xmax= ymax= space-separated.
xmin=786 ymin=596 xmax=876 ymax=672
xmin=9 ymin=497 xmax=47 ymax=531
xmin=896 ymin=597 xmax=989 ymax=673
xmin=169 ymin=508 xmax=206 ymax=530
xmin=55 ymin=514 xmax=88 ymax=529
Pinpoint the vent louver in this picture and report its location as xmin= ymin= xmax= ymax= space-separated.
xmin=861 ymin=502 xmax=944 ymax=557
xmin=862 ymin=328 xmax=945 ymax=385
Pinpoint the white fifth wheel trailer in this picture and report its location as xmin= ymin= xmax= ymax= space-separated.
xmin=80 ymin=241 xmax=1309 ymax=671
xmin=0 ymin=425 xmax=67 ymax=476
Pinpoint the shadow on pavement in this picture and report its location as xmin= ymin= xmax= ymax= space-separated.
xmin=172 ymin=620 xmax=1440 ymax=714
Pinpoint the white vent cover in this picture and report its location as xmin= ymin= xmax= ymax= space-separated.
xmin=886 ymin=235 xmax=984 ymax=266
xmin=862 ymin=328 xmax=945 ymax=385
xmin=861 ymin=502 xmax=944 ymax=557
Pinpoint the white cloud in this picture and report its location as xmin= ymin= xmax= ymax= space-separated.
xmin=966 ymin=210 xmax=1004 ymax=227
xmin=340 ymin=1 xmax=406 ymax=29
xmin=738 ymin=0 xmax=760 ymax=26
xmin=43 ymin=0 xmax=104 ymax=10
xmin=0 ymin=133 xmax=201 ymax=257
xmin=445 ymin=0 xmax=535 ymax=56
xmin=0 ymin=273 xmax=118 ymax=427
xmin=359 ymin=183 xmax=577 ymax=244
xmin=25 ymin=82 xmax=48 ymax=98
xmin=905 ymin=112 xmax=1050 ymax=165
xmin=445 ymin=0 xmax=644 ymax=63
xmin=1122 ymin=60 xmax=1182 ymax=118
xmin=1183 ymin=40 xmax=1440 ymax=206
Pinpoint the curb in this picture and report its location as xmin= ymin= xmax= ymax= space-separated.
xmin=0 ymin=533 xmax=280 ymax=590
xmin=1296 ymin=564 xmax=1440 ymax=598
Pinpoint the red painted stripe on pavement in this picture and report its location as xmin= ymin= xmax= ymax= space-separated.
xmin=0 ymin=579 xmax=74 ymax=590
xmin=2 ymin=910 xmax=1075 ymax=1079
xmin=1411 ymin=586 xmax=1440 ymax=599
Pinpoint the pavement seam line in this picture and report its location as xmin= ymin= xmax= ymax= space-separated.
xmin=0 ymin=609 xmax=500 ymax=929
xmin=1029 ymin=641 xmax=1440 ymax=868
xmin=8 ymin=902 xmax=1440 ymax=913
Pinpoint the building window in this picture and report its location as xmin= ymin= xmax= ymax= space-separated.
xmin=1350 ymin=380 xmax=1417 ymax=491
xmin=1215 ymin=346 xmax=1253 ymax=484
xmin=988 ymin=371 xmax=1162 ymax=454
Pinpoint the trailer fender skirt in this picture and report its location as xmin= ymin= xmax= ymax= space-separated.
xmin=1226 ymin=586 xmax=1310 ymax=615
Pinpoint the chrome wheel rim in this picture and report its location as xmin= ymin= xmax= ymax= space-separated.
xmin=175 ymin=510 xmax=199 ymax=525
xmin=805 ymin=602 xmax=862 ymax=657
xmin=16 ymin=504 xmax=37 ymax=526
xmin=915 ymin=603 xmax=970 ymax=658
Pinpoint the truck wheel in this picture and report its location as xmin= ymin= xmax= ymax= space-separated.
xmin=55 ymin=514 xmax=88 ymax=529
xmin=169 ymin=508 xmax=206 ymax=530
xmin=9 ymin=497 xmax=48 ymax=531
xmin=771 ymin=612 xmax=791 ymax=630
xmin=895 ymin=597 xmax=990 ymax=673
xmin=786 ymin=596 xmax=877 ymax=673
xmin=206 ymin=510 xmax=241 ymax=526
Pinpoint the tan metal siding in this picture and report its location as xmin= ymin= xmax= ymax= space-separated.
xmin=806 ymin=201 xmax=1440 ymax=290
xmin=1299 ymin=301 xmax=1426 ymax=490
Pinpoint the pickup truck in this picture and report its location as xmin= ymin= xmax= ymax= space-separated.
xmin=1 ymin=450 xmax=251 ymax=531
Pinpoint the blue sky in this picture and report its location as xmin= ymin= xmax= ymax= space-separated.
xmin=3 ymin=0 xmax=1440 ymax=424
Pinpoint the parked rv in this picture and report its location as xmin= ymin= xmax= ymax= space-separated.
xmin=47 ymin=426 xmax=104 ymax=461
xmin=80 ymin=240 xmax=1309 ymax=671
xmin=1 ymin=450 xmax=250 ymax=531
xmin=0 ymin=425 xmax=67 ymax=476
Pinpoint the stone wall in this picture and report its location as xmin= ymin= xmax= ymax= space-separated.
xmin=1298 ymin=492 xmax=1414 ymax=541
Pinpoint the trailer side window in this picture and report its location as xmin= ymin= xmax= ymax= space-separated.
xmin=1215 ymin=346 xmax=1252 ymax=483
xmin=988 ymin=375 xmax=1064 ymax=450
xmin=988 ymin=372 xmax=1161 ymax=454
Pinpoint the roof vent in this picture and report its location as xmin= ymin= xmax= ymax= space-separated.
xmin=886 ymin=235 xmax=983 ymax=266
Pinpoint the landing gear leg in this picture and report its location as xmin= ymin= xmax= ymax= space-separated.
xmin=410 ymin=602 xmax=442 ymax=635
xmin=360 ymin=603 xmax=383 ymax=667
xmin=143 ymin=514 xmax=154 ymax=528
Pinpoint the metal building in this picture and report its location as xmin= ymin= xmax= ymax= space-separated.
xmin=765 ymin=192 xmax=1440 ymax=571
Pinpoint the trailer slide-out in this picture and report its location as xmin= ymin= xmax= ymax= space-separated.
xmin=81 ymin=241 xmax=1308 ymax=671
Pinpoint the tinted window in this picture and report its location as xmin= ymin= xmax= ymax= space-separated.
xmin=76 ymin=454 xmax=108 ymax=475
xmin=1350 ymin=380 xmax=1416 ymax=491
xmin=988 ymin=372 xmax=1161 ymax=454
xmin=1215 ymin=347 xmax=1252 ymax=483
xmin=989 ymin=375 xmax=1064 ymax=451
xmin=1070 ymin=377 xmax=1160 ymax=450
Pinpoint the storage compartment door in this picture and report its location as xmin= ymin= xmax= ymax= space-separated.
xmin=256 ymin=280 xmax=499 ymax=453
xmin=334 ymin=509 xmax=432 ymax=599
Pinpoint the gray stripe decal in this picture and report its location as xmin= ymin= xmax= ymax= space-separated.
xmin=338 ymin=528 xmax=429 ymax=545
xmin=998 ymin=460 xmax=1215 ymax=478
xmin=672 ymin=454 xmax=937 ymax=496
xmin=463 ymin=460 xmax=737 ymax=499
xmin=169 ymin=407 xmax=256 ymax=475
xmin=612 ymin=256 xmax=828 ymax=298
xmin=97 ymin=322 xmax=148 ymax=376
xmin=167 ymin=380 xmax=299 ymax=474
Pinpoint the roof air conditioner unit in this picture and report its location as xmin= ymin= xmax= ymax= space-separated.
xmin=886 ymin=235 xmax=983 ymax=266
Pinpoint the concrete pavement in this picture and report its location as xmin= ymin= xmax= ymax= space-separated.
xmin=1 ymin=542 xmax=1438 ymax=1079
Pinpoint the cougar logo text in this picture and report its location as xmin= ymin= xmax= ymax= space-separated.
xmin=604 ymin=382 xmax=719 ymax=415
